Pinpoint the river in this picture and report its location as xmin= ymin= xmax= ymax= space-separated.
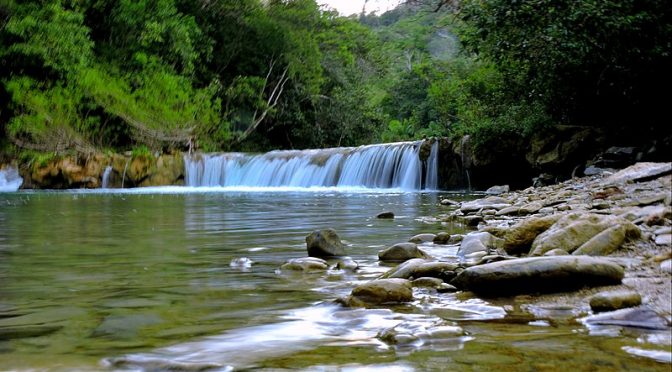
xmin=1 ymin=188 xmax=669 ymax=370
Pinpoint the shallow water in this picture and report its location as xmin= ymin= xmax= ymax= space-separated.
xmin=0 ymin=190 xmax=669 ymax=370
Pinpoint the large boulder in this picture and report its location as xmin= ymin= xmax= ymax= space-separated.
xmin=340 ymin=279 xmax=413 ymax=307
xmin=306 ymin=229 xmax=346 ymax=257
xmin=378 ymin=242 xmax=429 ymax=262
xmin=450 ymin=256 xmax=624 ymax=295
xmin=529 ymin=213 xmax=640 ymax=256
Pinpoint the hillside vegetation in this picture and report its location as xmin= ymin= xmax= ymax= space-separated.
xmin=1 ymin=0 xmax=669 ymax=160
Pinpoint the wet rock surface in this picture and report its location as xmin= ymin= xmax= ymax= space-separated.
xmin=378 ymin=242 xmax=429 ymax=262
xmin=340 ymin=279 xmax=413 ymax=307
xmin=306 ymin=229 xmax=346 ymax=257
xmin=279 ymin=257 xmax=329 ymax=271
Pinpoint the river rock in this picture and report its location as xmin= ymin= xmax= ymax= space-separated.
xmin=655 ymin=233 xmax=671 ymax=246
xmin=485 ymin=185 xmax=509 ymax=195
xmin=500 ymin=215 xmax=561 ymax=255
xmin=462 ymin=215 xmax=484 ymax=227
xmin=410 ymin=262 xmax=460 ymax=281
xmin=543 ymin=248 xmax=570 ymax=256
xmin=334 ymin=257 xmax=359 ymax=271
xmin=529 ymin=213 xmax=640 ymax=256
xmin=589 ymin=290 xmax=642 ymax=312
xmin=376 ymin=211 xmax=395 ymax=219
xmin=340 ymin=279 xmax=413 ymax=307
xmin=458 ymin=232 xmax=501 ymax=259
xmin=450 ymin=256 xmax=624 ymax=295
xmin=378 ymin=321 xmax=463 ymax=345
xmin=660 ymin=259 xmax=672 ymax=274
xmin=460 ymin=196 xmax=511 ymax=214
xmin=440 ymin=198 xmax=460 ymax=206
xmin=409 ymin=233 xmax=436 ymax=243
xmin=432 ymin=232 xmax=451 ymax=244
xmin=412 ymin=277 xmax=445 ymax=288
xmin=378 ymin=242 xmax=429 ymax=262
xmin=572 ymin=224 xmax=627 ymax=256
xmin=380 ymin=259 xmax=459 ymax=281
xmin=279 ymin=257 xmax=328 ymax=271
xmin=519 ymin=202 xmax=543 ymax=215
xmin=581 ymin=306 xmax=670 ymax=330
xmin=605 ymin=162 xmax=672 ymax=184
xmin=306 ymin=229 xmax=346 ymax=257
xmin=495 ymin=206 xmax=521 ymax=216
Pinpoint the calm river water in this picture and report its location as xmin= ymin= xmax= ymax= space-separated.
xmin=0 ymin=189 xmax=669 ymax=370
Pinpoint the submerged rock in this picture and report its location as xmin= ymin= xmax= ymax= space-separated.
xmin=378 ymin=242 xmax=429 ymax=262
xmin=376 ymin=211 xmax=395 ymax=219
xmin=582 ymin=306 xmax=670 ymax=330
xmin=305 ymin=229 xmax=346 ymax=257
xmin=412 ymin=277 xmax=445 ymax=288
xmin=334 ymin=256 xmax=359 ymax=271
xmin=589 ymin=290 xmax=642 ymax=312
xmin=378 ymin=321 xmax=464 ymax=346
xmin=450 ymin=256 xmax=624 ymax=295
xmin=279 ymin=257 xmax=328 ymax=272
xmin=409 ymin=233 xmax=436 ymax=243
xmin=340 ymin=279 xmax=413 ymax=307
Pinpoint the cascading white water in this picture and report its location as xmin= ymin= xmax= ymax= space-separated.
xmin=184 ymin=141 xmax=439 ymax=190
xmin=101 ymin=166 xmax=113 ymax=188
xmin=0 ymin=166 xmax=23 ymax=192
xmin=424 ymin=141 xmax=439 ymax=190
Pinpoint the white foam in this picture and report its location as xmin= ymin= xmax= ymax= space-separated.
xmin=0 ymin=166 xmax=22 ymax=192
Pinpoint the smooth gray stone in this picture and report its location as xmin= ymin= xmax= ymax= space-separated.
xmin=451 ymin=256 xmax=624 ymax=295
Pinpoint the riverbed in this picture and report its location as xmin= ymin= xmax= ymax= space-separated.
xmin=0 ymin=189 xmax=669 ymax=370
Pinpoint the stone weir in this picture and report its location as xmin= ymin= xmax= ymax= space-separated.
xmin=184 ymin=140 xmax=439 ymax=190
xmin=8 ymin=140 xmax=440 ymax=190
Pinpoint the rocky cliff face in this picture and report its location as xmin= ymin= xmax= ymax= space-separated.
xmin=436 ymin=126 xmax=672 ymax=191
xmin=18 ymin=153 xmax=185 ymax=189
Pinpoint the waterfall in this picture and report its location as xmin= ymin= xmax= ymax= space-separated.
xmin=0 ymin=166 xmax=23 ymax=192
xmin=101 ymin=166 xmax=113 ymax=188
xmin=121 ymin=159 xmax=130 ymax=189
xmin=424 ymin=141 xmax=439 ymax=190
xmin=184 ymin=141 xmax=439 ymax=190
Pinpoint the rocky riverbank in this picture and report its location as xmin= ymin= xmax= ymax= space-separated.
xmin=276 ymin=162 xmax=671 ymax=362
xmin=9 ymin=152 xmax=186 ymax=189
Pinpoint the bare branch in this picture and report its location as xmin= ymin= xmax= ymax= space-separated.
xmin=234 ymin=60 xmax=290 ymax=144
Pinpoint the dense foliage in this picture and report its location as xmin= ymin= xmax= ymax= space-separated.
xmin=1 ymin=0 xmax=669 ymax=157
xmin=0 ymin=0 xmax=387 ymax=155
